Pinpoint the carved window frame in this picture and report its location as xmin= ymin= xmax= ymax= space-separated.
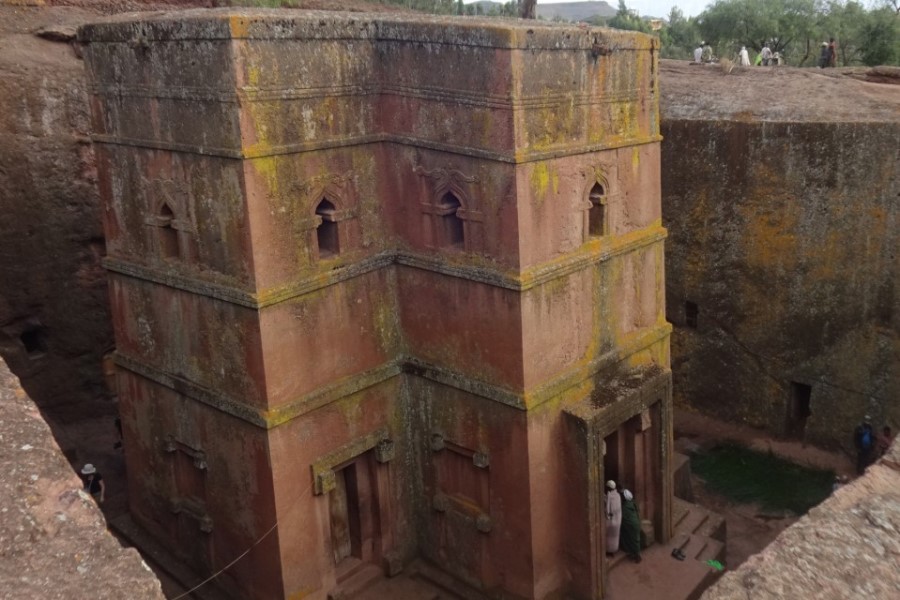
xmin=293 ymin=174 xmax=357 ymax=265
xmin=582 ymin=173 xmax=611 ymax=242
xmin=144 ymin=192 xmax=197 ymax=263
xmin=414 ymin=165 xmax=483 ymax=253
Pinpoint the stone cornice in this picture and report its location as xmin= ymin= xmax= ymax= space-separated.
xmin=90 ymin=131 xmax=662 ymax=163
xmin=113 ymin=321 xmax=671 ymax=429
xmin=103 ymin=223 xmax=667 ymax=308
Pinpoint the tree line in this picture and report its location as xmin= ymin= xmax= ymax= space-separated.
xmin=373 ymin=0 xmax=899 ymax=67
xmin=626 ymin=0 xmax=899 ymax=67
xmin=587 ymin=0 xmax=899 ymax=66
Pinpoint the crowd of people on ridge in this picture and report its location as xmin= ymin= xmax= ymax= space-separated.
xmin=692 ymin=38 xmax=840 ymax=68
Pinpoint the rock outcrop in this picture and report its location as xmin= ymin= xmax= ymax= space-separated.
xmin=702 ymin=439 xmax=900 ymax=599
xmin=0 ymin=355 xmax=165 ymax=600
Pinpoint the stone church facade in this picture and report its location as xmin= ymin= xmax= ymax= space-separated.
xmin=81 ymin=10 xmax=671 ymax=600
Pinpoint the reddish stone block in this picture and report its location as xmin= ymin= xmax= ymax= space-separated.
xmin=80 ymin=10 xmax=671 ymax=600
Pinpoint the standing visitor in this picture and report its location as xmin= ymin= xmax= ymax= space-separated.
xmin=702 ymin=42 xmax=713 ymax=63
xmin=827 ymin=38 xmax=837 ymax=67
xmin=80 ymin=463 xmax=105 ymax=503
xmin=818 ymin=42 xmax=829 ymax=68
xmin=605 ymin=480 xmax=622 ymax=555
xmin=693 ymin=44 xmax=703 ymax=63
xmin=761 ymin=44 xmax=773 ymax=66
xmin=619 ymin=489 xmax=642 ymax=563
xmin=854 ymin=416 xmax=875 ymax=474
xmin=739 ymin=46 xmax=750 ymax=66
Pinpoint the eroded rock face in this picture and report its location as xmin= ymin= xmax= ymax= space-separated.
xmin=702 ymin=441 xmax=900 ymax=599
xmin=0 ymin=355 xmax=164 ymax=600
xmin=0 ymin=6 xmax=113 ymax=422
xmin=660 ymin=60 xmax=900 ymax=451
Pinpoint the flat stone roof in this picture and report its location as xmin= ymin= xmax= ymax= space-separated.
xmin=78 ymin=8 xmax=654 ymax=50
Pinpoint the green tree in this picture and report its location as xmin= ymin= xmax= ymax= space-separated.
xmin=661 ymin=6 xmax=701 ymax=59
xmin=697 ymin=0 xmax=818 ymax=60
xmin=858 ymin=8 xmax=900 ymax=65
xmin=609 ymin=0 xmax=652 ymax=33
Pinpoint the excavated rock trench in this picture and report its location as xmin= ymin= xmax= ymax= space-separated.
xmin=1 ymin=2 xmax=898 ymax=597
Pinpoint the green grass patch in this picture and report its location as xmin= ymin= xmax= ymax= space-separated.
xmin=691 ymin=442 xmax=834 ymax=515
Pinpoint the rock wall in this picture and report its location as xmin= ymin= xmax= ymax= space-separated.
xmin=662 ymin=116 xmax=899 ymax=451
xmin=0 ymin=6 xmax=113 ymax=421
xmin=0 ymin=354 xmax=165 ymax=600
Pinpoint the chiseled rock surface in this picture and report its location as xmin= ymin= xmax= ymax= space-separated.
xmin=0 ymin=356 xmax=164 ymax=600
xmin=702 ymin=441 xmax=900 ymax=599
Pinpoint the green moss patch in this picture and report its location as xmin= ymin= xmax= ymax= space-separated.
xmin=691 ymin=443 xmax=834 ymax=515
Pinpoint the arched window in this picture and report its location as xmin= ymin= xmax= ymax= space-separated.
xmin=158 ymin=203 xmax=180 ymax=259
xmin=588 ymin=183 xmax=607 ymax=237
xmin=437 ymin=192 xmax=465 ymax=249
xmin=315 ymin=198 xmax=340 ymax=259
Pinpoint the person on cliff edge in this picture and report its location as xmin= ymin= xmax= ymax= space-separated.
xmin=853 ymin=416 xmax=875 ymax=475
xmin=80 ymin=463 xmax=105 ymax=504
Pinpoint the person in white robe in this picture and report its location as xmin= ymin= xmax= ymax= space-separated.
xmin=605 ymin=480 xmax=622 ymax=555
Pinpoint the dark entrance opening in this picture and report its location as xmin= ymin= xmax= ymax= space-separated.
xmin=787 ymin=382 xmax=812 ymax=438
xmin=685 ymin=301 xmax=698 ymax=328
xmin=603 ymin=429 xmax=620 ymax=487
xmin=328 ymin=453 xmax=381 ymax=586
xmin=20 ymin=327 xmax=47 ymax=357
xmin=330 ymin=462 xmax=362 ymax=567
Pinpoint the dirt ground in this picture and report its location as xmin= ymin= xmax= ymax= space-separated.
xmin=674 ymin=408 xmax=855 ymax=568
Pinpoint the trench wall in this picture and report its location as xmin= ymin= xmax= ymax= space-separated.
xmin=662 ymin=119 xmax=899 ymax=450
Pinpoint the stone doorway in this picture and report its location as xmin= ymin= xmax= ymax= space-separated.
xmin=603 ymin=405 xmax=663 ymax=543
xmin=328 ymin=454 xmax=380 ymax=576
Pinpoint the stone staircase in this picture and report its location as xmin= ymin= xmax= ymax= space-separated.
xmin=672 ymin=497 xmax=727 ymax=565
xmin=328 ymin=558 xmax=384 ymax=600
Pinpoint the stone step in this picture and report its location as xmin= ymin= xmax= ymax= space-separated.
xmin=674 ymin=504 xmax=710 ymax=535
xmin=408 ymin=560 xmax=491 ymax=600
xmin=697 ymin=537 xmax=726 ymax=565
xmin=328 ymin=562 xmax=383 ymax=600
xmin=673 ymin=496 xmax=726 ymax=542
xmin=697 ymin=509 xmax=727 ymax=543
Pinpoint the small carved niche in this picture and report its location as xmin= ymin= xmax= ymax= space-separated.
xmin=588 ymin=182 xmax=607 ymax=237
xmin=436 ymin=192 xmax=465 ymax=249
xmin=315 ymin=198 xmax=340 ymax=258
xmin=158 ymin=203 xmax=180 ymax=259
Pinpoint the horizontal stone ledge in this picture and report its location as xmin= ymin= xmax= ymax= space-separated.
xmin=103 ymin=224 xmax=666 ymax=308
xmin=91 ymin=131 xmax=662 ymax=163
xmin=87 ymin=82 xmax=648 ymax=112
xmin=113 ymin=323 xmax=671 ymax=429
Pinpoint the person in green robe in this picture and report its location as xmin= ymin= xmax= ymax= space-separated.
xmin=619 ymin=489 xmax=642 ymax=563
